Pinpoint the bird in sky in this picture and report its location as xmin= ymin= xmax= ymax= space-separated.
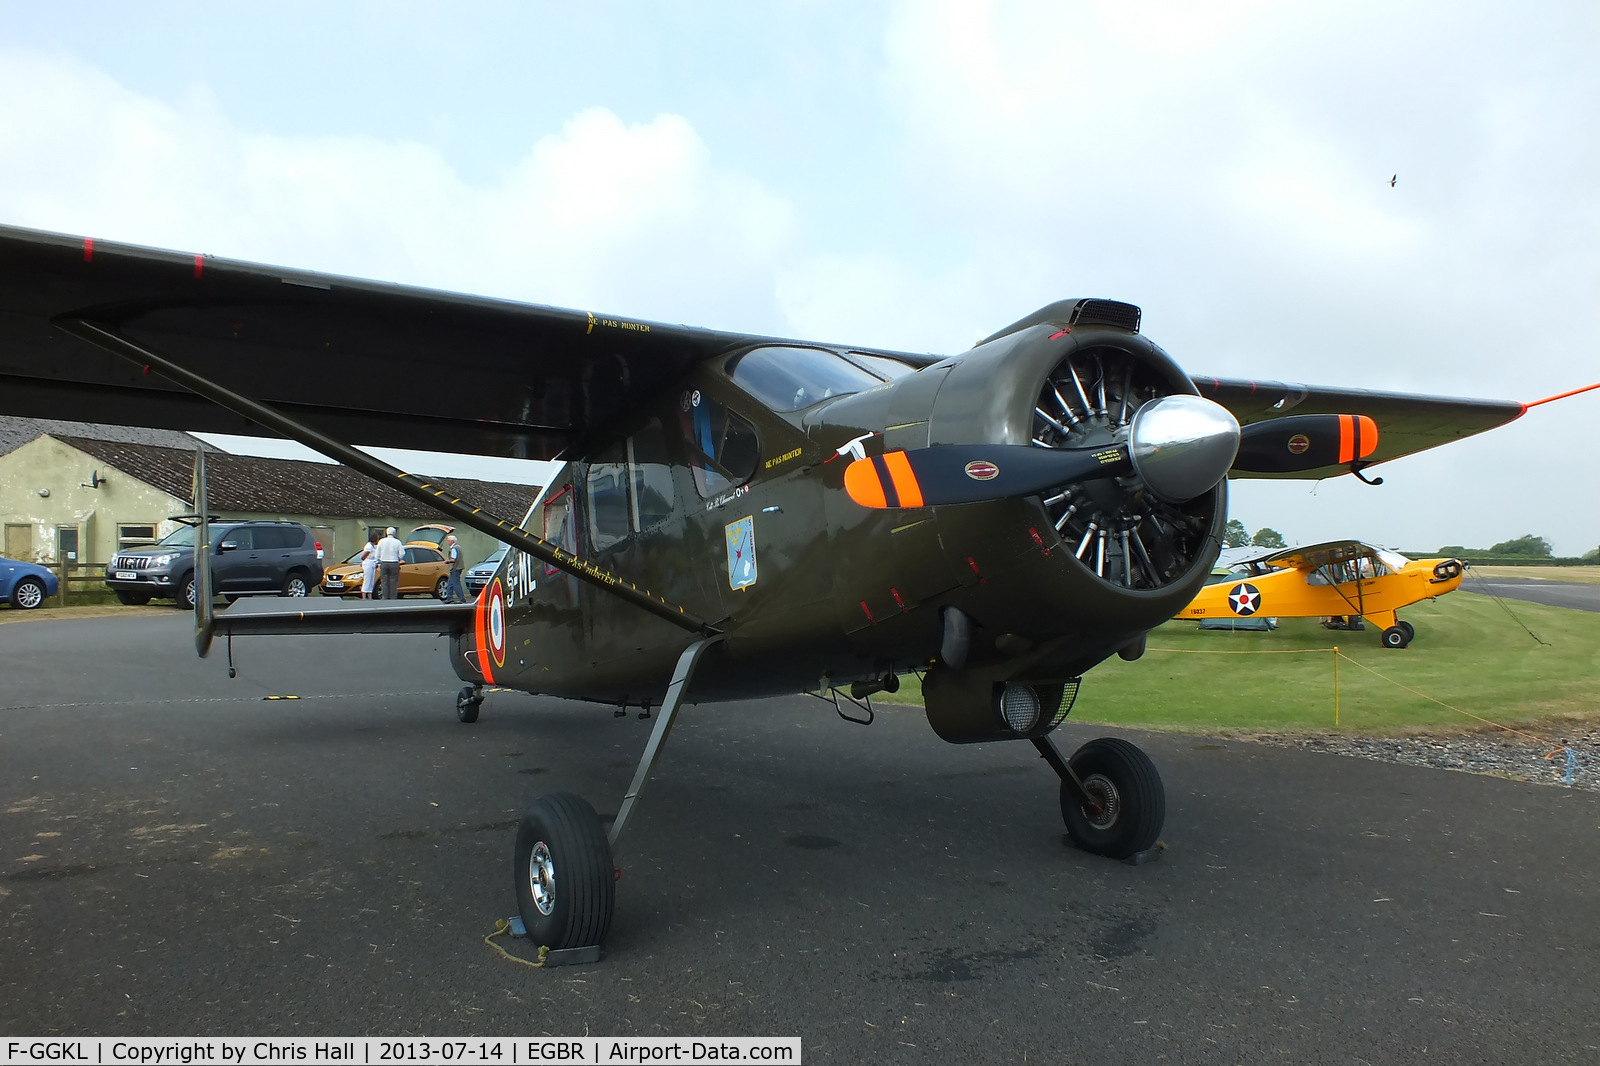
xmin=1389 ymin=174 xmax=1397 ymax=187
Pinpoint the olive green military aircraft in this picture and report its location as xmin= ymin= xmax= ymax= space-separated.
xmin=0 ymin=224 xmax=1554 ymax=957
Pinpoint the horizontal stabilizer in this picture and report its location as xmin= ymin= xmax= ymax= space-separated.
xmin=214 ymin=598 xmax=476 ymax=637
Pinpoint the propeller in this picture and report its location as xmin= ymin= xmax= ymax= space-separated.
xmin=846 ymin=394 xmax=1240 ymax=509
xmin=845 ymin=402 xmax=1381 ymax=510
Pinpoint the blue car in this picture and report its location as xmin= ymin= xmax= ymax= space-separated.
xmin=1 ymin=555 xmax=59 ymax=610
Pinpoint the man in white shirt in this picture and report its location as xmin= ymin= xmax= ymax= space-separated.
xmin=375 ymin=526 xmax=405 ymax=600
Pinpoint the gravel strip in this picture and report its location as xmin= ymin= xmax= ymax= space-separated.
xmin=1245 ymin=726 xmax=1600 ymax=791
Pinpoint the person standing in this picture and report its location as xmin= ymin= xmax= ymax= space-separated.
xmin=443 ymin=534 xmax=467 ymax=603
xmin=376 ymin=526 xmax=404 ymax=600
xmin=359 ymin=529 xmax=380 ymax=599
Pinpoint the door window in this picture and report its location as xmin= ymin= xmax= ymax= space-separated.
xmin=542 ymin=487 xmax=575 ymax=577
xmin=628 ymin=420 xmax=676 ymax=531
xmin=220 ymin=528 xmax=255 ymax=551
xmin=679 ymin=391 xmax=759 ymax=497
xmin=254 ymin=527 xmax=302 ymax=550
xmin=586 ymin=442 xmax=632 ymax=552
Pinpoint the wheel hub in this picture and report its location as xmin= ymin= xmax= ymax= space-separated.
xmin=528 ymin=840 xmax=556 ymax=915
xmin=1081 ymin=773 xmax=1122 ymax=830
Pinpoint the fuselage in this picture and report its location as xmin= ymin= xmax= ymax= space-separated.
xmin=451 ymin=314 xmax=1230 ymax=712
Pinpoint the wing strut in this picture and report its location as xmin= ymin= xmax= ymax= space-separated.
xmin=58 ymin=317 xmax=713 ymax=636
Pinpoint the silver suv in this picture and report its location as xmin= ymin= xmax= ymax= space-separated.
xmin=106 ymin=520 xmax=325 ymax=609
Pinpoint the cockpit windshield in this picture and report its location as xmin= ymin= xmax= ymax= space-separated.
xmin=728 ymin=346 xmax=884 ymax=411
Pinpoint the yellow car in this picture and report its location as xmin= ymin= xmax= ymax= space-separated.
xmin=320 ymin=543 xmax=452 ymax=598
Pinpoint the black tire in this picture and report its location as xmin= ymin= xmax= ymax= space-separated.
xmin=1398 ymin=620 xmax=1415 ymax=643
xmin=1382 ymin=625 xmax=1409 ymax=649
xmin=434 ymin=575 xmax=450 ymax=600
xmin=281 ymin=572 xmax=310 ymax=598
xmin=11 ymin=577 xmax=47 ymax=610
xmin=513 ymin=793 xmax=615 ymax=950
xmin=1060 ymin=737 xmax=1165 ymax=860
xmin=457 ymin=686 xmax=481 ymax=724
xmin=115 ymin=591 xmax=151 ymax=606
xmin=173 ymin=572 xmax=196 ymax=610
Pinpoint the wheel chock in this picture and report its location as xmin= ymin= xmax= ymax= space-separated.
xmin=503 ymin=916 xmax=605 ymax=967
xmin=1123 ymin=846 xmax=1162 ymax=866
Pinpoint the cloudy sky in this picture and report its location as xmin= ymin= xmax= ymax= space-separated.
xmin=2 ymin=1 xmax=1595 ymax=554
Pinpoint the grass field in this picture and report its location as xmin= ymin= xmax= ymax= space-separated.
xmin=882 ymin=593 xmax=1600 ymax=736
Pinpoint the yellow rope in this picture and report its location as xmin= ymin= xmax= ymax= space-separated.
xmin=1333 ymin=650 xmax=1551 ymax=746
xmin=483 ymin=918 xmax=549 ymax=968
xmin=1142 ymin=647 xmax=1332 ymax=655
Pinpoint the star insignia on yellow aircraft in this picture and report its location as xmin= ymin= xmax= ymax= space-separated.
xmin=1228 ymin=582 xmax=1262 ymax=616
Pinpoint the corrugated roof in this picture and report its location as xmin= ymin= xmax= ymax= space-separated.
xmin=54 ymin=436 xmax=541 ymax=521
xmin=0 ymin=415 xmax=218 ymax=457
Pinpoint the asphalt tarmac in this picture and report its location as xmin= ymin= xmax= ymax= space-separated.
xmin=1458 ymin=576 xmax=1600 ymax=613
xmin=4 ymin=612 xmax=1599 ymax=1063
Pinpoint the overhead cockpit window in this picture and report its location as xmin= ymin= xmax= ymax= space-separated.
xmin=728 ymin=346 xmax=883 ymax=412
xmin=845 ymin=352 xmax=916 ymax=381
xmin=680 ymin=390 xmax=760 ymax=497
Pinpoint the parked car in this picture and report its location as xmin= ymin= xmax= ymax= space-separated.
xmin=464 ymin=547 xmax=509 ymax=596
xmin=404 ymin=523 xmax=456 ymax=552
xmin=1 ymin=555 xmax=60 ymax=609
xmin=105 ymin=520 xmax=324 ymax=609
xmin=320 ymin=544 xmax=452 ymax=598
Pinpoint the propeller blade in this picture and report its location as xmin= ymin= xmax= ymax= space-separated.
xmin=844 ymin=443 xmax=1131 ymax=509
xmin=1232 ymin=414 xmax=1378 ymax=474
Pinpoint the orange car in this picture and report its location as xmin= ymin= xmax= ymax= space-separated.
xmin=320 ymin=530 xmax=454 ymax=598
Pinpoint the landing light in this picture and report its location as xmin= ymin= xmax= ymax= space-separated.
xmin=1000 ymin=684 xmax=1042 ymax=733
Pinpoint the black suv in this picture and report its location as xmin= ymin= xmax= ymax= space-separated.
xmin=106 ymin=520 xmax=325 ymax=609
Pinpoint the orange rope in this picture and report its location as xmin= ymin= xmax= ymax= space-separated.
xmin=1525 ymin=381 xmax=1600 ymax=408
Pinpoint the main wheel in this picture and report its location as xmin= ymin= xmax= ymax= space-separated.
xmin=12 ymin=578 xmax=46 ymax=609
xmin=1382 ymin=625 xmax=1410 ymax=649
xmin=173 ymin=572 xmax=196 ymax=610
xmin=115 ymin=591 xmax=151 ymax=606
xmin=513 ymin=794 xmax=615 ymax=950
xmin=456 ymin=686 xmax=481 ymax=724
xmin=1060 ymin=737 xmax=1165 ymax=860
xmin=1398 ymin=620 xmax=1415 ymax=643
xmin=281 ymin=572 xmax=310 ymax=597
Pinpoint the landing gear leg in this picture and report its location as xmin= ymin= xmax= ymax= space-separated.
xmin=457 ymin=685 xmax=483 ymax=723
xmin=512 ymin=635 xmax=723 ymax=955
xmin=1033 ymin=735 xmax=1165 ymax=862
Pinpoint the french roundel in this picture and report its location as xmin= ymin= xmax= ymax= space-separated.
xmin=487 ymin=579 xmax=506 ymax=669
xmin=1227 ymin=582 xmax=1262 ymax=616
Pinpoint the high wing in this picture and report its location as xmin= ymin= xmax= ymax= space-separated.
xmin=1196 ymin=377 xmax=1524 ymax=479
xmin=0 ymin=224 xmax=932 ymax=460
xmin=0 ymin=223 xmax=1523 ymax=476
xmin=1256 ymin=540 xmax=1382 ymax=571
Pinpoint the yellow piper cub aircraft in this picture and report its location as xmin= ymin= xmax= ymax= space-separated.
xmin=1178 ymin=540 xmax=1465 ymax=648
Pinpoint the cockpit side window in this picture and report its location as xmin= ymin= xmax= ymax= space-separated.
xmin=679 ymin=389 xmax=760 ymax=497
xmin=727 ymin=346 xmax=883 ymax=412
